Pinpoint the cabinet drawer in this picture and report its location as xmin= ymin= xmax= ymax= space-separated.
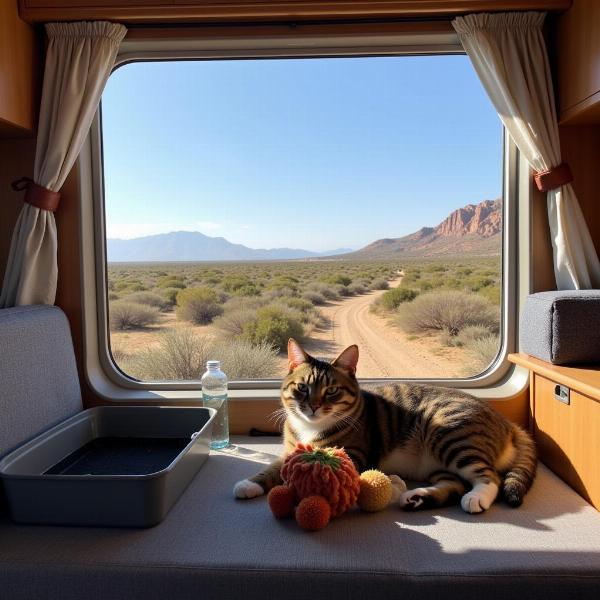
xmin=533 ymin=374 xmax=600 ymax=509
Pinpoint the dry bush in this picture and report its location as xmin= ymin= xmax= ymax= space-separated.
xmin=120 ymin=329 xmax=279 ymax=381
xmin=212 ymin=339 xmax=280 ymax=379
xmin=125 ymin=291 xmax=169 ymax=311
xmin=307 ymin=282 xmax=339 ymax=300
xmin=109 ymin=302 xmax=160 ymax=331
xmin=302 ymin=291 xmax=327 ymax=306
xmin=397 ymin=291 xmax=498 ymax=337
xmin=176 ymin=287 xmax=224 ymax=325
xmin=347 ymin=283 xmax=367 ymax=295
xmin=214 ymin=305 xmax=258 ymax=338
xmin=242 ymin=305 xmax=304 ymax=351
xmin=124 ymin=329 xmax=212 ymax=380
xmin=468 ymin=334 xmax=501 ymax=373
xmin=370 ymin=278 xmax=389 ymax=291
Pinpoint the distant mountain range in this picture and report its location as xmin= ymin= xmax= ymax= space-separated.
xmin=106 ymin=199 xmax=501 ymax=262
xmin=106 ymin=230 xmax=352 ymax=262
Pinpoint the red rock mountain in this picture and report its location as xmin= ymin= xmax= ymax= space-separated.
xmin=347 ymin=199 xmax=501 ymax=258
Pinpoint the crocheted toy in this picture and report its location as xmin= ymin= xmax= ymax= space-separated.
xmin=267 ymin=443 xmax=406 ymax=531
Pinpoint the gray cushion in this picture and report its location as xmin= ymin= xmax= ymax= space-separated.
xmin=1 ymin=437 xmax=600 ymax=600
xmin=520 ymin=290 xmax=600 ymax=364
xmin=0 ymin=305 xmax=82 ymax=459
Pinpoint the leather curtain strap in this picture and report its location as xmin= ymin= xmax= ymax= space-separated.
xmin=534 ymin=163 xmax=574 ymax=192
xmin=11 ymin=177 xmax=61 ymax=212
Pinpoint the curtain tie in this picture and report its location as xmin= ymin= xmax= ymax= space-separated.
xmin=534 ymin=163 xmax=573 ymax=192
xmin=11 ymin=177 xmax=61 ymax=212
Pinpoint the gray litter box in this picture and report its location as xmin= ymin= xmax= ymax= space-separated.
xmin=0 ymin=406 xmax=215 ymax=527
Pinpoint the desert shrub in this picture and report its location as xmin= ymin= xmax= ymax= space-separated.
xmin=396 ymin=291 xmax=499 ymax=337
xmin=302 ymin=291 xmax=327 ymax=306
xmin=124 ymin=329 xmax=212 ymax=380
xmin=322 ymin=274 xmax=352 ymax=286
xmin=214 ymin=306 xmax=258 ymax=338
xmin=468 ymin=334 xmax=501 ymax=372
xmin=160 ymin=287 xmax=181 ymax=307
xmin=158 ymin=276 xmax=186 ymax=289
xmin=242 ymin=306 xmax=304 ymax=351
xmin=458 ymin=324 xmax=495 ymax=345
xmin=213 ymin=339 xmax=279 ymax=379
xmin=267 ymin=276 xmax=299 ymax=294
xmin=125 ymin=291 xmax=169 ymax=311
xmin=370 ymin=278 xmax=389 ymax=291
xmin=263 ymin=287 xmax=298 ymax=301
xmin=308 ymin=282 xmax=339 ymax=300
xmin=279 ymin=297 xmax=314 ymax=314
xmin=380 ymin=287 xmax=418 ymax=311
xmin=109 ymin=302 xmax=159 ymax=330
xmin=108 ymin=291 xmax=120 ymax=301
xmin=232 ymin=284 xmax=260 ymax=297
xmin=477 ymin=284 xmax=501 ymax=306
xmin=335 ymin=284 xmax=352 ymax=297
xmin=347 ymin=283 xmax=367 ymax=295
xmin=176 ymin=287 xmax=224 ymax=325
xmin=221 ymin=275 xmax=253 ymax=293
xmin=116 ymin=329 xmax=279 ymax=381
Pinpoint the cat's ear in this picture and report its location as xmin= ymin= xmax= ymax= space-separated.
xmin=288 ymin=338 xmax=310 ymax=372
xmin=332 ymin=345 xmax=359 ymax=376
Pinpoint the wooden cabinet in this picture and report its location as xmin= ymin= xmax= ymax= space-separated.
xmin=533 ymin=374 xmax=600 ymax=508
xmin=555 ymin=0 xmax=600 ymax=123
xmin=510 ymin=353 xmax=600 ymax=510
xmin=0 ymin=1 xmax=37 ymax=136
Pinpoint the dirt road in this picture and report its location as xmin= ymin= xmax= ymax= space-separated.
xmin=303 ymin=279 xmax=464 ymax=379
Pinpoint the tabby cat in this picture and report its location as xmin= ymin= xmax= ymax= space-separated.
xmin=234 ymin=339 xmax=536 ymax=513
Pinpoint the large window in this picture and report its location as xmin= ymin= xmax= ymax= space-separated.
xmin=101 ymin=53 xmax=504 ymax=384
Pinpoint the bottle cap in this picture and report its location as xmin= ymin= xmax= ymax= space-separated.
xmin=206 ymin=360 xmax=220 ymax=370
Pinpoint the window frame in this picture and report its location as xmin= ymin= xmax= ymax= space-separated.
xmin=80 ymin=26 xmax=524 ymax=399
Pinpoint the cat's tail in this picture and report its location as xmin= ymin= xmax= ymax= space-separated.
xmin=502 ymin=424 xmax=537 ymax=507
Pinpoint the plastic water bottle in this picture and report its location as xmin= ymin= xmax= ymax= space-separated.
xmin=201 ymin=360 xmax=229 ymax=449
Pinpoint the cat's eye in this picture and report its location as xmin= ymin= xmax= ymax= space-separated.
xmin=297 ymin=383 xmax=309 ymax=393
xmin=326 ymin=386 xmax=339 ymax=396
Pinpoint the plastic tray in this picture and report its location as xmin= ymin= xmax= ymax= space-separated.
xmin=0 ymin=406 xmax=215 ymax=527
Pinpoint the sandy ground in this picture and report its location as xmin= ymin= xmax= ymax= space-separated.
xmin=301 ymin=277 xmax=465 ymax=378
xmin=111 ymin=276 xmax=466 ymax=378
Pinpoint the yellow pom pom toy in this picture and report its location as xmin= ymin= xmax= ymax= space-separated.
xmin=357 ymin=469 xmax=394 ymax=512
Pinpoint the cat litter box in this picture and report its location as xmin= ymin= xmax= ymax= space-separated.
xmin=0 ymin=406 xmax=215 ymax=527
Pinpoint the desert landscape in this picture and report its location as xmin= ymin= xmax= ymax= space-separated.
xmin=107 ymin=199 xmax=502 ymax=381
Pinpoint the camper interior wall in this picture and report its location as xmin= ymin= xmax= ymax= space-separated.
xmin=1 ymin=0 xmax=599 ymax=430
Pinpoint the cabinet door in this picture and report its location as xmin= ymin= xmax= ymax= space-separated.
xmin=556 ymin=0 xmax=600 ymax=123
xmin=534 ymin=374 xmax=600 ymax=509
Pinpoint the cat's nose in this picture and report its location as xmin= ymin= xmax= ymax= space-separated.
xmin=309 ymin=404 xmax=320 ymax=414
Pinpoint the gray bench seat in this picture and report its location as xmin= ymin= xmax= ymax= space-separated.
xmin=2 ymin=306 xmax=600 ymax=599
xmin=2 ymin=438 xmax=600 ymax=600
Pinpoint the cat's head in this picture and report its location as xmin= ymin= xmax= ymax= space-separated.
xmin=281 ymin=338 xmax=360 ymax=429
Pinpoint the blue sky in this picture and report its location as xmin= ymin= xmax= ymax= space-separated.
xmin=102 ymin=55 xmax=501 ymax=252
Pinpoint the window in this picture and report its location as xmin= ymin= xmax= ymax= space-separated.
xmin=100 ymin=51 xmax=507 ymax=385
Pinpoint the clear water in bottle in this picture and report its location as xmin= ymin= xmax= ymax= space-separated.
xmin=201 ymin=360 xmax=229 ymax=449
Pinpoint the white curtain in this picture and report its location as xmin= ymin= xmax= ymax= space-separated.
xmin=0 ymin=21 xmax=126 ymax=308
xmin=453 ymin=12 xmax=600 ymax=290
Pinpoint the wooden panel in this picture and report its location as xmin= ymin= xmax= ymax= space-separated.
xmin=556 ymin=0 xmax=600 ymax=123
xmin=0 ymin=0 xmax=37 ymax=135
xmin=558 ymin=124 xmax=600 ymax=257
xmin=509 ymin=353 xmax=600 ymax=403
xmin=533 ymin=374 xmax=600 ymax=509
xmin=19 ymin=0 xmax=572 ymax=24
xmin=0 ymin=138 xmax=36 ymax=283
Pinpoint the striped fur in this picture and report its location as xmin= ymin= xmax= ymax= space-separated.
xmin=234 ymin=340 xmax=537 ymax=513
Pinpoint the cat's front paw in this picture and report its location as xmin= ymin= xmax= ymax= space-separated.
xmin=233 ymin=479 xmax=265 ymax=499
